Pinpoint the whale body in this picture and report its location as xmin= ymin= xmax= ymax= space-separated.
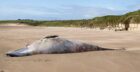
xmin=6 ymin=35 xmax=114 ymax=57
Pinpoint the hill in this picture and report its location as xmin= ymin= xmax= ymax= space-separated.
xmin=0 ymin=10 xmax=140 ymax=30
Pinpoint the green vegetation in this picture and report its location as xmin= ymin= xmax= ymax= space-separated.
xmin=0 ymin=10 xmax=140 ymax=30
xmin=0 ymin=20 xmax=19 ymax=24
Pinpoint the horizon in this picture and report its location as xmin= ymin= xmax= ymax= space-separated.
xmin=0 ymin=0 xmax=140 ymax=20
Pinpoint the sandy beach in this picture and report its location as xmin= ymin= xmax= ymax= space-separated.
xmin=0 ymin=24 xmax=140 ymax=72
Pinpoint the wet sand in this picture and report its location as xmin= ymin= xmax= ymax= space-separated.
xmin=0 ymin=24 xmax=140 ymax=72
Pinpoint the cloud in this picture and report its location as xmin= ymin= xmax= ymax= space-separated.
xmin=0 ymin=6 xmax=62 ymax=20
xmin=126 ymin=4 xmax=140 ymax=11
xmin=0 ymin=5 xmax=130 ymax=20
xmin=52 ymin=5 xmax=127 ymax=19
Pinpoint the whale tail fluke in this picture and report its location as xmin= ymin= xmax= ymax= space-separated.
xmin=6 ymin=48 xmax=31 ymax=57
xmin=98 ymin=47 xmax=126 ymax=51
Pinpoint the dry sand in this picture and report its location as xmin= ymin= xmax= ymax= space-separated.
xmin=0 ymin=24 xmax=140 ymax=72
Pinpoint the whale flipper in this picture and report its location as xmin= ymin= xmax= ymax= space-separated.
xmin=45 ymin=35 xmax=58 ymax=39
xmin=6 ymin=48 xmax=31 ymax=57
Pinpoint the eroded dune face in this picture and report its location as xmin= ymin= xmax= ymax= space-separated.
xmin=6 ymin=35 xmax=113 ymax=57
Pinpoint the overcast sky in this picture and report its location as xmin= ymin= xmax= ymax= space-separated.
xmin=0 ymin=0 xmax=140 ymax=20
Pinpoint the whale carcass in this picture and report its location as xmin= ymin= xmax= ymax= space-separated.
xmin=6 ymin=35 xmax=116 ymax=57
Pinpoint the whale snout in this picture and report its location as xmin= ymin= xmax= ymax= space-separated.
xmin=6 ymin=52 xmax=26 ymax=57
xmin=6 ymin=48 xmax=31 ymax=57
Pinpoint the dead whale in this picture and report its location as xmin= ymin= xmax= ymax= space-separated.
xmin=6 ymin=35 xmax=121 ymax=57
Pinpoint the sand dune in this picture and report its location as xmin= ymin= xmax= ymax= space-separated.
xmin=0 ymin=24 xmax=140 ymax=72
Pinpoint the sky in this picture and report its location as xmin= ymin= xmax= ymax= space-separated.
xmin=0 ymin=0 xmax=140 ymax=20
